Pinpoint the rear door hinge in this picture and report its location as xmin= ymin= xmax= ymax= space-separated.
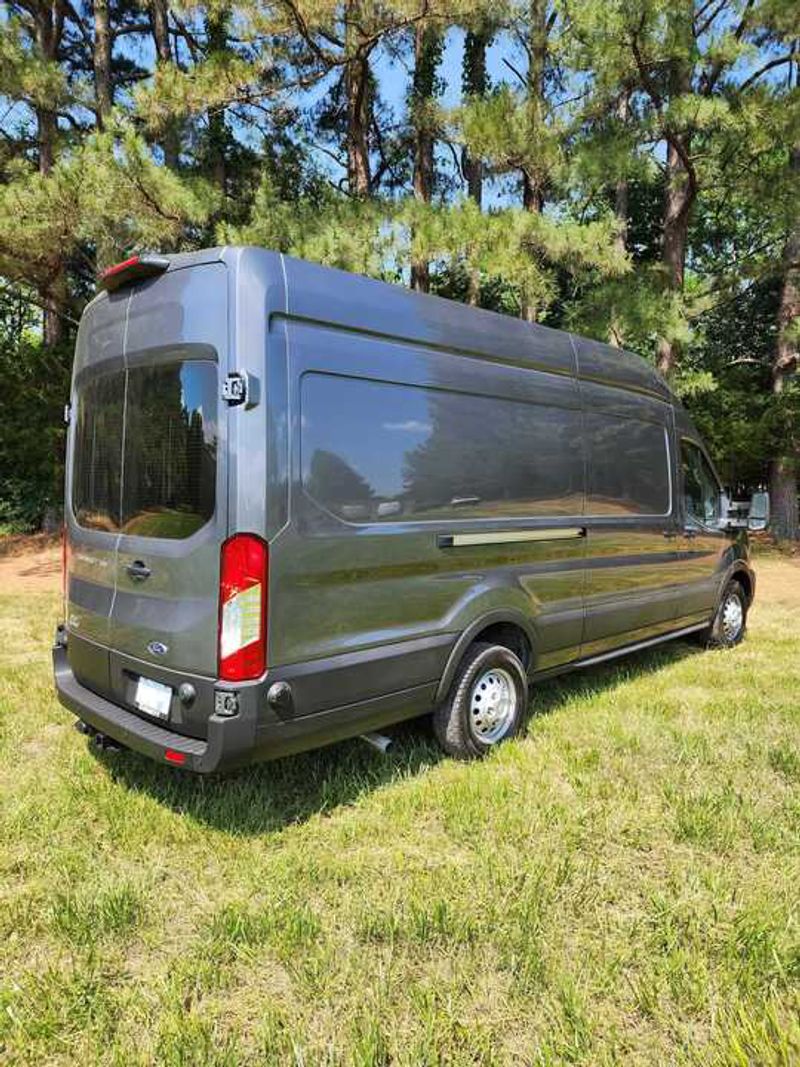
xmin=222 ymin=371 xmax=259 ymax=409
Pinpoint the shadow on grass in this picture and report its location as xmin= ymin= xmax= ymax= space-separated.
xmin=90 ymin=637 xmax=703 ymax=836
xmin=92 ymin=717 xmax=444 ymax=836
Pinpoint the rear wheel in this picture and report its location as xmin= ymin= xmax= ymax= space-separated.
xmin=433 ymin=642 xmax=528 ymax=759
xmin=704 ymin=579 xmax=748 ymax=648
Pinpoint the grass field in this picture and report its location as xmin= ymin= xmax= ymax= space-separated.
xmin=0 ymin=550 xmax=799 ymax=1065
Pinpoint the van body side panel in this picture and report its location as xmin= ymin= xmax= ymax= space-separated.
xmin=223 ymin=248 xmax=286 ymax=541
xmin=280 ymin=255 xmax=577 ymax=379
xmin=579 ymin=380 xmax=684 ymax=655
xmin=570 ymin=335 xmax=671 ymax=402
xmin=265 ymin=319 xmax=586 ymax=718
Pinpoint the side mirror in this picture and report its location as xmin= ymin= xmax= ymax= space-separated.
xmin=747 ymin=491 xmax=770 ymax=531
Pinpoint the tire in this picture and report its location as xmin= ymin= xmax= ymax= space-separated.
xmin=433 ymin=642 xmax=528 ymax=759
xmin=703 ymin=578 xmax=748 ymax=649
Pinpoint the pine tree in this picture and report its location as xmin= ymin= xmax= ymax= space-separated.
xmin=568 ymin=0 xmax=799 ymax=379
xmin=150 ymin=0 xmax=180 ymax=168
xmin=769 ymin=109 xmax=799 ymax=539
xmin=409 ymin=15 xmax=443 ymax=292
xmin=2 ymin=1 xmax=70 ymax=346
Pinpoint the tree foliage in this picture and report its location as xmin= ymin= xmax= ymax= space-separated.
xmin=0 ymin=0 xmax=798 ymax=533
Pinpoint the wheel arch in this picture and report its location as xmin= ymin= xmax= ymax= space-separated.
xmin=727 ymin=562 xmax=755 ymax=605
xmin=435 ymin=609 xmax=537 ymax=704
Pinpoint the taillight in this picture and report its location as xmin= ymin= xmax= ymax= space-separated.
xmin=218 ymin=534 xmax=268 ymax=682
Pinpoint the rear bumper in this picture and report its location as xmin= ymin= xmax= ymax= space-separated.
xmin=53 ymin=630 xmax=447 ymax=772
xmin=53 ymin=642 xmax=255 ymax=773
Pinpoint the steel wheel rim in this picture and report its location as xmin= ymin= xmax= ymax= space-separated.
xmin=469 ymin=667 xmax=516 ymax=744
xmin=721 ymin=593 xmax=743 ymax=641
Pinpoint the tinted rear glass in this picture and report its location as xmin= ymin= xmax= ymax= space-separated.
xmin=301 ymin=373 xmax=584 ymax=522
xmin=122 ymin=362 xmax=217 ymax=538
xmin=71 ymin=356 xmax=217 ymax=539
xmin=72 ymin=370 xmax=125 ymax=532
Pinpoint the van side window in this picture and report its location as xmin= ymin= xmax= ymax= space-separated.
xmin=585 ymin=414 xmax=670 ymax=516
xmin=681 ymin=440 xmax=720 ymax=526
xmin=301 ymin=373 xmax=584 ymax=523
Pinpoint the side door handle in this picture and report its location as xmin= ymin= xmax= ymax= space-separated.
xmin=663 ymin=531 xmax=678 ymax=540
xmin=683 ymin=529 xmax=697 ymax=540
xmin=126 ymin=560 xmax=151 ymax=581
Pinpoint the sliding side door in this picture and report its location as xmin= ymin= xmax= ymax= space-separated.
xmin=580 ymin=382 xmax=685 ymax=657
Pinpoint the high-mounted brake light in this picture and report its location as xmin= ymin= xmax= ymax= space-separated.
xmin=99 ymin=254 xmax=169 ymax=293
xmin=218 ymin=534 xmax=268 ymax=682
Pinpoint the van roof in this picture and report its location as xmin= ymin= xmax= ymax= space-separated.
xmin=93 ymin=246 xmax=673 ymax=403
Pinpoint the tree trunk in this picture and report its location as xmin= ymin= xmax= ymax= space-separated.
xmin=35 ymin=1 xmax=64 ymax=348
xmin=655 ymin=134 xmax=693 ymax=378
xmin=345 ymin=0 xmax=371 ymax=198
xmin=461 ymin=28 xmax=488 ymax=208
xmin=462 ymin=26 xmax=490 ymax=306
xmin=410 ymin=21 xmax=440 ymax=293
xmin=770 ymin=458 xmax=798 ymax=541
xmin=522 ymin=0 xmax=546 ymax=215
xmin=655 ymin=12 xmax=694 ymax=380
xmin=613 ymin=91 xmax=630 ymax=257
xmin=93 ymin=0 xmax=113 ymax=125
xmin=609 ymin=89 xmax=630 ymax=348
xmin=205 ymin=7 xmax=229 ymax=203
xmin=151 ymin=0 xmax=179 ymax=168
xmin=768 ymin=142 xmax=800 ymax=541
xmin=520 ymin=0 xmax=548 ymax=322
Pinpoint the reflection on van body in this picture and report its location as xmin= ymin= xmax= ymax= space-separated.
xmin=53 ymin=248 xmax=755 ymax=772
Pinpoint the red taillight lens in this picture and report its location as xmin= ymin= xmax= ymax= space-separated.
xmin=218 ymin=534 xmax=268 ymax=682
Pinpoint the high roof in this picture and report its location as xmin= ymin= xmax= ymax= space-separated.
xmin=130 ymin=246 xmax=673 ymax=403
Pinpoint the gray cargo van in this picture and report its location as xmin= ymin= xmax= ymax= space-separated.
xmin=53 ymin=247 xmax=758 ymax=771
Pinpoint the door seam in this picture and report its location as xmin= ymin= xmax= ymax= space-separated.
xmin=108 ymin=291 xmax=132 ymax=634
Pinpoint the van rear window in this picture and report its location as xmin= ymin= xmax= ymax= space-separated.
xmin=71 ymin=357 xmax=217 ymax=539
xmin=300 ymin=373 xmax=584 ymax=522
xmin=72 ymin=371 xmax=125 ymax=532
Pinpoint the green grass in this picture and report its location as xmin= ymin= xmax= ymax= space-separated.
xmin=1 ymin=558 xmax=799 ymax=1065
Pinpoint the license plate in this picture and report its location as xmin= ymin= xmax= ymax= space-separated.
xmin=134 ymin=676 xmax=172 ymax=720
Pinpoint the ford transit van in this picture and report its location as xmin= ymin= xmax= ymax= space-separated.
xmin=53 ymin=247 xmax=757 ymax=771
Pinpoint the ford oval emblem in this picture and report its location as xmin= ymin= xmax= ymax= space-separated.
xmin=147 ymin=640 xmax=169 ymax=657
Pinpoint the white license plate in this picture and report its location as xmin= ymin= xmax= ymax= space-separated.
xmin=134 ymin=676 xmax=172 ymax=720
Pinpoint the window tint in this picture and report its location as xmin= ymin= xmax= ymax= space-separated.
xmin=122 ymin=361 xmax=217 ymax=538
xmin=71 ymin=357 xmax=217 ymax=539
xmin=681 ymin=440 xmax=720 ymax=525
xmin=72 ymin=371 xmax=125 ymax=532
xmin=585 ymin=414 xmax=670 ymax=516
xmin=301 ymin=373 xmax=583 ymax=522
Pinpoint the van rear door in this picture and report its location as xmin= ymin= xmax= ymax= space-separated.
xmin=66 ymin=297 xmax=127 ymax=697
xmin=106 ymin=264 xmax=228 ymax=727
xmin=65 ymin=261 xmax=229 ymax=730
